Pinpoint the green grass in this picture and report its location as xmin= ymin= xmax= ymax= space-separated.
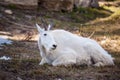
xmin=7 ymin=4 xmax=17 ymax=9
xmin=66 ymin=7 xmax=112 ymax=23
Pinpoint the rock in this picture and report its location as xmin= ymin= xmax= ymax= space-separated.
xmin=39 ymin=0 xmax=74 ymax=12
xmin=90 ymin=0 xmax=99 ymax=8
xmin=0 ymin=14 xmax=2 ymax=17
xmin=17 ymin=77 xmax=23 ymax=80
xmin=1 ymin=0 xmax=99 ymax=11
xmin=74 ymin=0 xmax=80 ymax=8
xmin=4 ymin=0 xmax=38 ymax=9
xmin=4 ymin=9 xmax=13 ymax=14
xmin=38 ymin=0 xmax=99 ymax=11
xmin=75 ymin=0 xmax=91 ymax=8
xmin=60 ymin=0 xmax=74 ymax=12
xmin=74 ymin=0 xmax=99 ymax=8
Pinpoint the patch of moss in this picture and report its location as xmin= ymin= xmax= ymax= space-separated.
xmin=8 ymin=4 xmax=17 ymax=9
xmin=68 ymin=7 xmax=112 ymax=23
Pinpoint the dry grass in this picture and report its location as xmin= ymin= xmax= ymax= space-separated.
xmin=0 ymin=1 xmax=120 ymax=80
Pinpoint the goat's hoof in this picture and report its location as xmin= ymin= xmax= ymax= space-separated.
xmin=39 ymin=62 xmax=44 ymax=65
xmin=93 ymin=62 xmax=104 ymax=67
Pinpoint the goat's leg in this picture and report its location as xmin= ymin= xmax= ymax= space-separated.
xmin=52 ymin=53 xmax=76 ymax=66
xmin=39 ymin=58 xmax=47 ymax=65
xmin=84 ymin=42 xmax=114 ymax=67
xmin=93 ymin=62 xmax=104 ymax=67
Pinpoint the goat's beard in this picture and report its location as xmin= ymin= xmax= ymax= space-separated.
xmin=42 ymin=45 xmax=51 ymax=54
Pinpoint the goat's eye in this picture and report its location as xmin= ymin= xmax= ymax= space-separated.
xmin=44 ymin=34 xmax=47 ymax=36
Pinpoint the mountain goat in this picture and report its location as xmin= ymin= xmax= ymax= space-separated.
xmin=36 ymin=24 xmax=114 ymax=67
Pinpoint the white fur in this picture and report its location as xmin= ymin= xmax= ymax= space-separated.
xmin=36 ymin=24 xmax=114 ymax=67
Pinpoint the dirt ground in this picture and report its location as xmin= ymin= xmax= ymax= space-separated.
xmin=0 ymin=1 xmax=120 ymax=80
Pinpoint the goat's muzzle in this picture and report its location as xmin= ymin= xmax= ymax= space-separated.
xmin=52 ymin=44 xmax=57 ymax=50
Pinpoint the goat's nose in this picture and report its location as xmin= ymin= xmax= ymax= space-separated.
xmin=53 ymin=44 xmax=57 ymax=48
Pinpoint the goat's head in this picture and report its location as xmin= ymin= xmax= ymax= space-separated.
xmin=36 ymin=24 xmax=57 ymax=52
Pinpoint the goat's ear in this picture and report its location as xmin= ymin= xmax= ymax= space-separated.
xmin=36 ymin=24 xmax=44 ymax=33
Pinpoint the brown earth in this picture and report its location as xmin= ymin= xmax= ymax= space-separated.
xmin=0 ymin=1 xmax=120 ymax=80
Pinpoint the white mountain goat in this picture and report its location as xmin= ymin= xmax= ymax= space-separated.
xmin=36 ymin=24 xmax=114 ymax=67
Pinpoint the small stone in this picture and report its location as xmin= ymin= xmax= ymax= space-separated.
xmin=25 ymin=15 xmax=32 ymax=20
xmin=0 ymin=14 xmax=2 ymax=17
xmin=17 ymin=77 xmax=22 ymax=80
xmin=4 ymin=9 xmax=13 ymax=14
xmin=55 ymin=78 xmax=62 ymax=80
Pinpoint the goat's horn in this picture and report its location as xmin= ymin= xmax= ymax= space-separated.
xmin=47 ymin=20 xmax=55 ymax=30
xmin=40 ymin=18 xmax=48 ymax=30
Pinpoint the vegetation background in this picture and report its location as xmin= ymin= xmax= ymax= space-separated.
xmin=0 ymin=0 xmax=120 ymax=80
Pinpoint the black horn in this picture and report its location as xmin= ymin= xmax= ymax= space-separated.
xmin=40 ymin=18 xmax=48 ymax=30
